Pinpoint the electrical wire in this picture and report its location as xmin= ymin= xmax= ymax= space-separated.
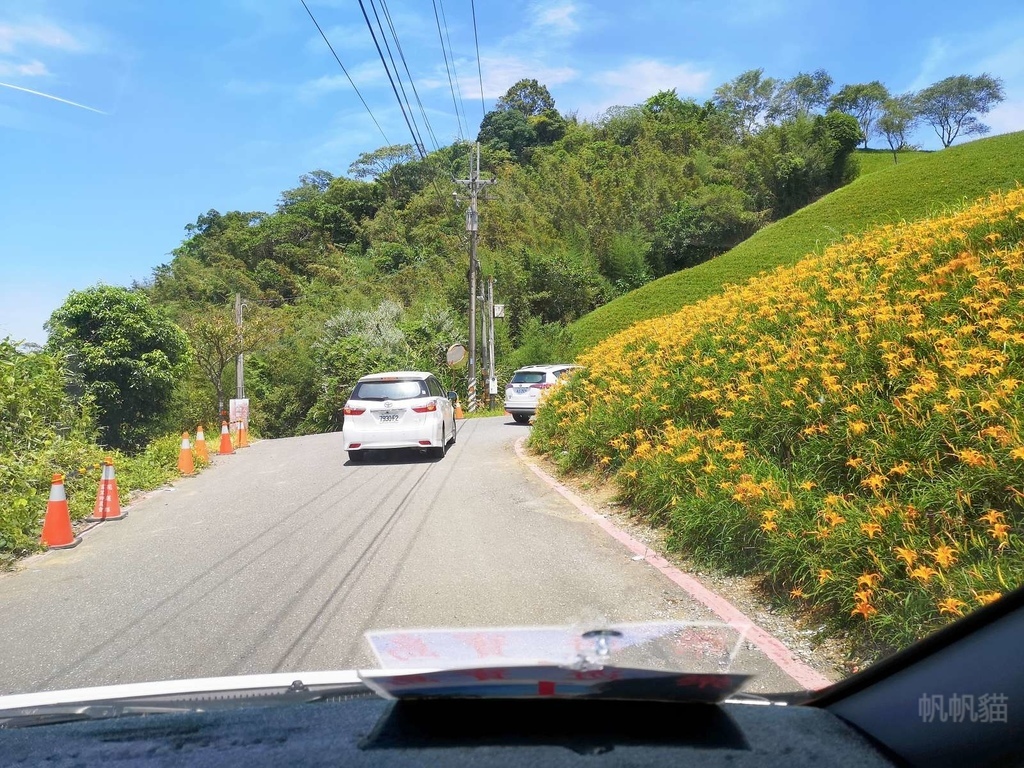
xmin=377 ymin=0 xmax=442 ymax=153
xmin=432 ymin=0 xmax=465 ymax=140
xmin=298 ymin=0 xmax=390 ymax=145
xmin=439 ymin=0 xmax=469 ymax=136
xmin=357 ymin=0 xmax=425 ymax=158
xmin=366 ymin=0 xmax=428 ymax=155
xmin=470 ymin=0 xmax=486 ymax=119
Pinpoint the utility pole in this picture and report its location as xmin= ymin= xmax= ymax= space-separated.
xmin=455 ymin=142 xmax=495 ymax=411
xmin=487 ymin=275 xmax=496 ymax=410
xmin=234 ymin=293 xmax=245 ymax=400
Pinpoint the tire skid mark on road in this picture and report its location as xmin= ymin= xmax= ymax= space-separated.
xmin=268 ymin=458 xmax=449 ymax=672
xmin=215 ymin=461 xmax=435 ymax=674
xmin=34 ymin=463 xmax=397 ymax=689
xmin=303 ymin=441 xmax=467 ymax=669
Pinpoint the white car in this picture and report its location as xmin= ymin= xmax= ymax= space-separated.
xmin=504 ymin=364 xmax=580 ymax=424
xmin=342 ymin=371 xmax=457 ymax=462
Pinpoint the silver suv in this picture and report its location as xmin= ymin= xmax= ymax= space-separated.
xmin=504 ymin=364 xmax=580 ymax=423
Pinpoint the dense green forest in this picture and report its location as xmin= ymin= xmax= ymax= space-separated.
xmin=130 ymin=71 xmax=873 ymax=439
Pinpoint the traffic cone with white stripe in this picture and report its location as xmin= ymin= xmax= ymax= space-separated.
xmin=86 ymin=457 xmax=126 ymax=522
xmin=455 ymin=399 xmax=464 ymax=420
xmin=218 ymin=420 xmax=234 ymax=455
xmin=194 ymin=425 xmax=209 ymax=462
xmin=40 ymin=474 xmax=81 ymax=549
xmin=178 ymin=432 xmax=195 ymax=475
xmin=236 ymin=420 xmax=249 ymax=448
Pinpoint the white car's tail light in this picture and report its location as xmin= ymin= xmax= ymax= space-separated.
xmin=411 ymin=402 xmax=437 ymax=413
xmin=343 ymin=405 xmax=366 ymax=415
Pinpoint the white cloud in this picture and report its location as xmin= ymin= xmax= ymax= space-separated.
xmin=985 ymin=98 xmax=1024 ymax=136
xmin=584 ymin=59 xmax=711 ymax=113
xmin=532 ymin=2 xmax=581 ymax=35
xmin=0 ymin=20 xmax=84 ymax=55
xmin=297 ymin=60 xmax=387 ymax=101
xmin=0 ymin=58 xmax=48 ymax=76
xmin=907 ymin=36 xmax=951 ymax=92
xmin=470 ymin=54 xmax=578 ymax=100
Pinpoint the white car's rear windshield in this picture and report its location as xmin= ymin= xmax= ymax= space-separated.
xmin=353 ymin=379 xmax=428 ymax=401
xmin=510 ymin=371 xmax=546 ymax=384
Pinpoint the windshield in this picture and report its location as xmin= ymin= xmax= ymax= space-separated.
xmin=353 ymin=380 xmax=428 ymax=401
xmin=510 ymin=372 xmax=547 ymax=384
xmin=1 ymin=0 xmax=1022 ymax=717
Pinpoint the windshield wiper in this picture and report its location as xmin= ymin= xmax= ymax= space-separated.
xmin=0 ymin=678 xmax=374 ymax=729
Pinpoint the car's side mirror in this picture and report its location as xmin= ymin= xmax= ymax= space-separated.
xmin=447 ymin=391 xmax=458 ymax=402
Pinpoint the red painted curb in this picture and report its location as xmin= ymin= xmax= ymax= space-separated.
xmin=515 ymin=437 xmax=833 ymax=691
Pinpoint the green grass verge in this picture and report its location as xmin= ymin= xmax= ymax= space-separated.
xmin=568 ymin=131 xmax=1024 ymax=355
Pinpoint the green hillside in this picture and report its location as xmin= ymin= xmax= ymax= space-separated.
xmin=568 ymin=131 xmax=1024 ymax=355
xmin=855 ymin=148 xmax=931 ymax=176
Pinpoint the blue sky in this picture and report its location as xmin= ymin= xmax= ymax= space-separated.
xmin=1 ymin=0 xmax=1022 ymax=344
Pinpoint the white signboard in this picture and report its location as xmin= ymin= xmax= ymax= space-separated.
xmin=229 ymin=398 xmax=250 ymax=430
xmin=493 ymin=304 xmax=505 ymax=318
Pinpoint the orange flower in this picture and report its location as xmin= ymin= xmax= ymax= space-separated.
xmin=974 ymin=591 xmax=1002 ymax=606
xmin=861 ymin=474 xmax=888 ymax=492
xmin=818 ymin=569 xmax=832 ymax=584
xmin=937 ymin=598 xmax=967 ymax=617
xmin=979 ymin=510 xmax=1005 ymax=526
xmin=929 ymin=544 xmax=958 ymax=568
xmin=909 ymin=565 xmax=939 ymax=583
xmin=860 ymin=522 xmax=882 ymax=538
xmin=989 ymin=523 xmax=1010 ymax=540
xmin=894 ymin=546 xmax=917 ymax=566
xmin=853 ymin=589 xmax=873 ymax=604
xmin=789 ymin=588 xmax=807 ymax=599
xmin=848 ymin=421 xmax=869 ymax=436
xmin=851 ymin=603 xmax=878 ymax=619
xmin=856 ymin=573 xmax=881 ymax=588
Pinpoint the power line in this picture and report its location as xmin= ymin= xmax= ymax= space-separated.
xmin=432 ymin=0 xmax=464 ymax=140
xmin=298 ymin=0 xmax=390 ymax=146
xmin=439 ymin=0 xmax=469 ymax=134
xmin=470 ymin=0 xmax=486 ymax=120
xmin=357 ymin=0 xmax=425 ymax=158
xmin=366 ymin=0 xmax=428 ymax=156
xmin=377 ymin=0 xmax=442 ymax=153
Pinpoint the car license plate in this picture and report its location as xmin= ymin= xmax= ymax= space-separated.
xmin=379 ymin=411 xmax=401 ymax=423
xmin=515 ymin=388 xmax=528 ymax=395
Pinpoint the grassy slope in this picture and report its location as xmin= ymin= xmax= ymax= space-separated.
xmin=855 ymin=148 xmax=931 ymax=176
xmin=568 ymin=131 xmax=1024 ymax=354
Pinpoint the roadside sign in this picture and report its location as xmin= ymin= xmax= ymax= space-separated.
xmin=494 ymin=304 xmax=505 ymax=318
xmin=446 ymin=344 xmax=467 ymax=367
xmin=229 ymin=398 xmax=249 ymax=431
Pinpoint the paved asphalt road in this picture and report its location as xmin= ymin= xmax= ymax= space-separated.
xmin=0 ymin=417 xmax=811 ymax=696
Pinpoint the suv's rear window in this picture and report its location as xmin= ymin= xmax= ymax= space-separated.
xmin=510 ymin=371 xmax=546 ymax=384
xmin=353 ymin=379 xmax=428 ymax=401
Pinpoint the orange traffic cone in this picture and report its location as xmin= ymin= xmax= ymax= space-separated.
xmin=455 ymin=399 xmax=464 ymax=420
xmin=194 ymin=425 xmax=210 ymax=462
xmin=178 ymin=432 xmax=195 ymax=475
xmin=236 ymin=420 xmax=249 ymax=448
xmin=218 ymin=420 xmax=234 ymax=455
xmin=86 ymin=457 xmax=126 ymax=522
xmin=40 ymin=474 xmax=81 ymax=549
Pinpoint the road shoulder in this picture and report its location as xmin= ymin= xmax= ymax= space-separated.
xmin=514 ymin=436 xmax=847 ymax=686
